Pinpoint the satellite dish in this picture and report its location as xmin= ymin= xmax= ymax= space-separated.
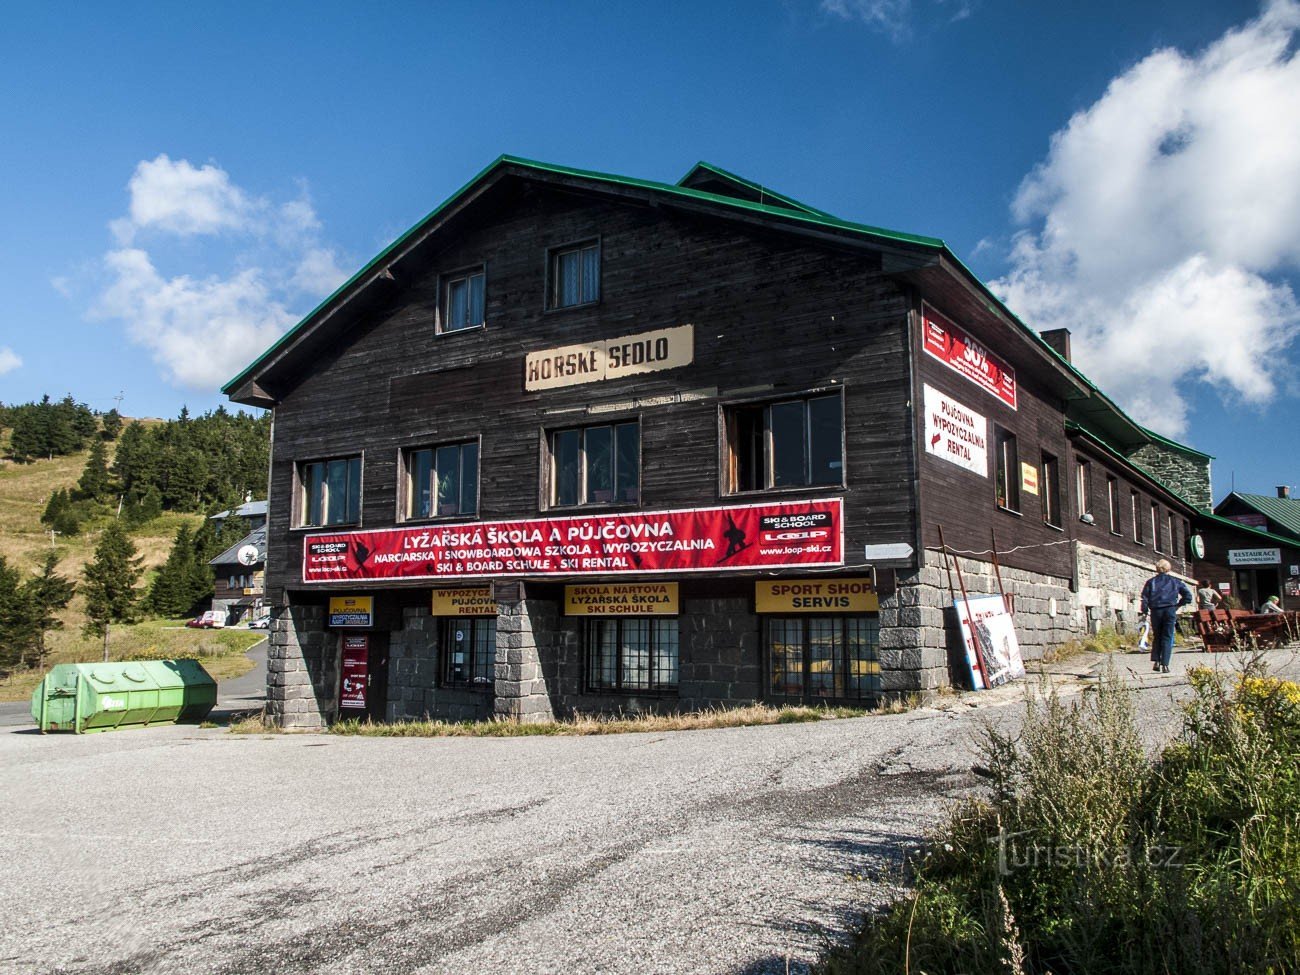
xmin=237 ymin=544 xmax=261 ymax=566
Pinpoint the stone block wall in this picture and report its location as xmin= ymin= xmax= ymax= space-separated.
xmin=1076 ymin=543 xmax=1191 ymax=633
xmin=267 ymin=603 xmax=331 ymax=729
xmin=495 ymin=597 xmax=558 ymax=723
xmin=879 ymin=550 xmax=1083 ymax=697
xmin=678 ymin=596 xmax=763 ymax=708
xmin=1128 ymin=443 xmax=1211 ymax=511
xmin=387 ymin=607 xmax=490 ymax=722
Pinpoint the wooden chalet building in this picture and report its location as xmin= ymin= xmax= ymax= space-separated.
xmin=225 ymin=156 xmax=1207 ymax=728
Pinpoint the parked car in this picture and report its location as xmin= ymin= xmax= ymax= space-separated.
xmin=248 ymin=615 xmax=271 ymax=629
xmin=186 ymin=610 xmax=226 ymax=629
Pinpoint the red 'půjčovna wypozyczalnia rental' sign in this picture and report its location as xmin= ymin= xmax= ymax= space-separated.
xmin=301 ymin=499 xmax=843 ymax=582
xmin=922 ymin=305 xmax=1018 ymax=410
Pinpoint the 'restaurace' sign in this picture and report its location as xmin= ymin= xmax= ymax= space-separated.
xmin=302 ymin=499 xmax=842 ymax=582
xmin=565 ymin=583 xmax=678 ymax=616
xmin=431 ymin=588 xmax=496 ymax=616
xmin=922 ymin=384 xmax=987 ymax=476
xmin=525 ymin=324 xmax=694 ymax=391
xmin=922 ymin=305 xmax=1018 ymax=409
xmin=755 ymin=578 xmax=879 ymax=613
xmin=1228 ymin=547 xmax=1281 ymax=566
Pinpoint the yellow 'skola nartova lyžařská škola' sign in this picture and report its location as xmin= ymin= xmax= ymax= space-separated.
xmin=755 ymin=578 xmax=878 ymax=613
xmin=431 ymin=587 xmax=497 ymax=615
xmin=564 ymin=583 xmax=679 ymax=615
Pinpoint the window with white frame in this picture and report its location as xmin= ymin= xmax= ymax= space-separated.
xmin=547 ymin=240 xmax=599 ymax=309
xmin=440 ymin=267 xmax=485 ymax=332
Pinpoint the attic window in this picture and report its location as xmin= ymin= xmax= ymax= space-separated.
xmin=439 ymin=267 xmax=485 ymax=332
xmin=547 ymin=240 xmax=599 ymax=310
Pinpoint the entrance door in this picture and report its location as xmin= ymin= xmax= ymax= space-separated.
xmin=338 ymin=633 xmax=389 ymax=722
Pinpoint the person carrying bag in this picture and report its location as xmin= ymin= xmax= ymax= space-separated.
xmin=1140 ymin=559 xmax=1193 ymax=673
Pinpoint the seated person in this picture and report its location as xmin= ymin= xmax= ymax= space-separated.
xmin=1260 ymin=595 xmax=1285 ymax=614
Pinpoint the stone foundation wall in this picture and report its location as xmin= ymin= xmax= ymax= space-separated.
xmin=387 ymin=607 xmax=490 ymax=722
xmin=267 ymin=604 xmax=331 ymax=729
xmin=1076 ymin=543 xmax=1191 ymax=634
xmin=878 ymin=550 xmax=1083 ymax=698
xmin=678 ymin=596 xmax=763 ymax=708
xmin=496 ymin=597 xmax=558 ymax=723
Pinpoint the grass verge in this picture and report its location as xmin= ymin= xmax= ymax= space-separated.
xmin=818 ymin=657 xmax=1300 ymax=974
xmin=228 ymin=700 xmax=915 ymax=737
xmin=0 ymin=622 xmax=265 ymax=701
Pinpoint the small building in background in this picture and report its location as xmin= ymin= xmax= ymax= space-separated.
xmin=209 ymin=524 xmax=267 ymax=624
xmin=1196 ymin=486 xmax=1300 ymax=610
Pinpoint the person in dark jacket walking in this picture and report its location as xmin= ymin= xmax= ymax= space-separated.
xmin=1140 ymin=559 xmax=1193 ymax=673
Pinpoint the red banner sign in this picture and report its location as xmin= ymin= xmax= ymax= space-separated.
xmin=339 ymin=635 xmax=368 ymax=710
xmin=302 ymin=499 xmax=843 ymax=583
xmin=922 ymin=306 xmax=1017 ymax=410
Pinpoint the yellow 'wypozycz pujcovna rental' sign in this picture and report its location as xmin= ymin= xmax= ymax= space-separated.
xmin=524 ymin=325 xmax=694 ymax=391
xmin=431 ymin=587 xmax=497 ymax=616
xmin=755 ymin=579 xmax=879 ymax=613
xmin=328 ymin=595 xmax=373 ymax=627
xmin=564 ymin=583 xmax=679 ymax=616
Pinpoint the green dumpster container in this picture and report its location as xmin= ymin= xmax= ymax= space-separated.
xmin=30 ymin=661 xmax=217 ymax=733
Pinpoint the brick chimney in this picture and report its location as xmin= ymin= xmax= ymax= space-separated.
xmin=1278 ymin=485 xmax=1291 ymax=499
xmin=1040 ymin=328 xmax=1072 ymax=362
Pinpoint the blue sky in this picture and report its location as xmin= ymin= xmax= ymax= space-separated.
xmin=0 ymin=0 xmax=1295 ymax=502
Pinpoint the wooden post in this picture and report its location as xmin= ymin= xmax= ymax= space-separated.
xmin=946 ymin=532 xmax=988 ymax=690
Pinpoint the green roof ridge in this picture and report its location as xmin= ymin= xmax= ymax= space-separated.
xmin=676 ymin=161 xmax=836 ymax=218
xmin=1065 ymin=421 xmax=1204 ymax=510
xmin=224 ymin=154 xmax=946 ymax=395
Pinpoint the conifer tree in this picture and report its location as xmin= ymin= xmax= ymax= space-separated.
xmin=82 ymin=522 xmax=143 ymax=638
xmin=22 ymin=551 xmax=74 ymax=669
xmin=147 ymin=524 xmax=202 ymax=618
xmin=101 ymin=409 xmax=122 ymax=440
xmin=77 ymin=439 xmax=112 ymax=502
xmin=0 ymin=558 xmax=34 ymax=677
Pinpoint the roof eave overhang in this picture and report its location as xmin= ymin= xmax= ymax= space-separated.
xmin=1066 ymin=423 xmax=1199 ymax=514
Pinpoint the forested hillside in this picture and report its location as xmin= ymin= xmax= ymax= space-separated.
xmin=0 ymin=399 xmax=270 ymax=697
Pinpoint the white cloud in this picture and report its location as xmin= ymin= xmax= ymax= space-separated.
xmin=118 ymin=155 xmax=257 ymax=241
xmin=92 ymin=156 xmax=350 ymax=391
xmin=0 ymin=347 xmax=21 ymax=375
xmin=991 ymin=0 xmax=1300 ymax=438
xmin=821 ymin=0 xmax=973 ymax=39
xmin=291 ymin=247 xmax=350 ymax=297
xmin=96 ymin=248 xmax=295 ymax=388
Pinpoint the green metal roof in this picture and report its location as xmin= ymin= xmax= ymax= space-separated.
xmin=222 ymin=154 xmax=945 ymax=395
xmin=676 ymin=161 xmax=837 ymax=218
xmin=1065 ymin=421 xmax=1200 ymax=512
xmin=1198 ymin=509 xmax=1300 ymax=551
xmin=219 ymin=154 xmax=1220 ymax=475
xmin=1222 ymin=492 xmax=1300 ymax=538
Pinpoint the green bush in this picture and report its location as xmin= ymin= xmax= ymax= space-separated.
xmin=821 ymin=660 xmax=1300 ymax=975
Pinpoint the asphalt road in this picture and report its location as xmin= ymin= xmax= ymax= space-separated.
xmin=2 ymin=648 xmax=1296 ymax=975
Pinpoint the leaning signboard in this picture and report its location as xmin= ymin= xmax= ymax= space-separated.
xmin=301 ymin=499 xmax=843 ymax=583
xmin=954 ymin=595 xmax=1025 ymax=690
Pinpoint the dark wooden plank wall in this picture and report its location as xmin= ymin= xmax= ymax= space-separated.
xmin=1069 ymin=441 xmax=1193 ymax=577
xmin=914 ymin=302 xmax=1199 ymax=582
xmin=914 ymin=306 xmax=1077 ymax=580
xmin=265 ymin=186 xmax=917 ymax=591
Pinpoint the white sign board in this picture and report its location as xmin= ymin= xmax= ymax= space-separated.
xmin=524 ymin=324 xmax=694 ymax=391
xmin=923 ymin=384 xmax=987 ymax=477
xmin=1228 ymin=548 xmax=1281 ymax=566
xmin=954 ymin=595 xmax=1025 ymax=690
